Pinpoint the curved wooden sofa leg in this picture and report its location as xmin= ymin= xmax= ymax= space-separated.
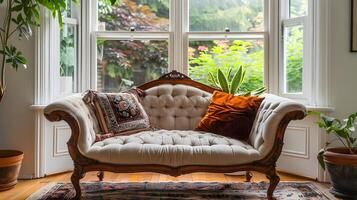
xmin=97 ymin=171 xmax=104 ymax=181
xmin=71 ymin=165 xmax=85 ymax=200
xmin=266 ymin=168 xmax=280 ymax=200
xmin=245 ymin=171 xmax=253 ymax=182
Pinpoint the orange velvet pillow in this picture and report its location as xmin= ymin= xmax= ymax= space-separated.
xmin=195 ymin=91 xmax=264 ymax=141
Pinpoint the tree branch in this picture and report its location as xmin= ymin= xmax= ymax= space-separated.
xmin=0 ymin=31 xmax=4 ymax=46
xmin=7 ymin=22 xmax=24 ymax=39
xmin=1 ymin=0 xmax=13 ymax=87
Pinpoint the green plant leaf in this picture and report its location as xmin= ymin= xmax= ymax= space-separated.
xmin=217 ymin=69 xmax=229 ymax=93
xmin=240 ymin=91 xmax=251 ymax=96
xmin=252 ymin=86 xmax=266 ymax=96
xmin=317 ymin=149 xmax=325 ymax=170
xmin=321 ymin=114 xmax=336 ymax=127
xmin=229 ymin=66 xmax=243 ymax=94
xmin=208 ymin=72 xmax=219 ymax=88
xmin=308 ymin=111 xmax=321 ymax=116
xmin=11 ymin=4 xmax=23 ymax=12
xmin=4 ymin=46 xmax=27 ymax=70
xmin=227 ymin=67 xmax=233 ymax=79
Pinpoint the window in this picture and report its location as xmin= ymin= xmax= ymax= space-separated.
xmin=187 ymin=0 xmax=266 ymax=90
xmin=91 ymin=0 xmax=268 ymax=92
xmin=58 ymin=0 xmax=80 ymax=96
xmin=280 ymin=0 xmax=311 ymax=99
xmin=95 ymin=0 xmax=170 ymax=92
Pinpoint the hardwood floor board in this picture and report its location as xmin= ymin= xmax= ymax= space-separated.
xmin=204 ymin=173 xmax=228 ymax=182
xmin=159 ymin=174 xmax=179 ymax=182
xmin=0 ymin=171 xmax=323 ymax=200
xmin=128 ymin=173 xmax=153 ymax=182
xmin=176 ymin=174 xmax=194 ymax=182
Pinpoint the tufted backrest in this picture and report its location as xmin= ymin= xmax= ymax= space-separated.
xmin=140 ymin=84 xmax=211 ymax=130
xmin=249 ymin=94 xmax=306 ymax=157
xmin=44 ymin=88 xmax=305 ymax=157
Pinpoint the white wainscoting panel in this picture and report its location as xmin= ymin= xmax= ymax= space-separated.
xmin=282 ymin=127 xmax=309 ymax=159
xmin=53 ymin=125 xmax=71 ymax=157
xmin=44 ymin=120 xmax=73 ymax=175
xmin=277 ymin=115 xmax=323 ymax=180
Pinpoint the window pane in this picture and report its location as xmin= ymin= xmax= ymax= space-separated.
xmin=283 ymin=25 xmax=303 ymax=93
xmin=290 ymin=0 xmax=308 ymax=18
xmin=98 ymin=0 xmax=170 ymax=31
xmin=97 ymin=40 xmax=169 ymax=92
xmin=189 ymin=39 xmax=264 ymax=92
xmin=63 ymin=0 xmax=80 ymax=18
xmin=60 ymin=24 xmax=77 ymax=95
xmin=189 ymin=0 xmax=264 ymax=32
xmin=62 ymin=0 xmax=72 ymax=17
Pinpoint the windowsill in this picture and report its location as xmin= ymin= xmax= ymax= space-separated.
xmin=305 ymin=106 xmax=335 ymax=112
xmin=30 ymin=105 xmax=47 ymax=111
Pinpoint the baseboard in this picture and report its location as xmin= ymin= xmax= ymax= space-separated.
xmin=18 ymin=174 xmax=36 ymax=180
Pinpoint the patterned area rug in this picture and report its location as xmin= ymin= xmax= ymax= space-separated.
xmin=27 ymin=182 xmax=331 ymax=200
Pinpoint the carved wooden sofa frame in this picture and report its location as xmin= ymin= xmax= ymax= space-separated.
xmin=45 ymin=71 xmax=306 ymax=199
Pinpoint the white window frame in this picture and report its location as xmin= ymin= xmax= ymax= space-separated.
xmin=279 ymin=0 xmax=313 ymax=104
xmin=86 ymin=0 xmax=271 ymax=91
xmin=89 ymin=0 xmax=174 ymax=90
xmin=58 ymin=16 xmax=80 ymax=96
xmin=183 ymin=0 xmax=270 ymax=86
xmin=33 ymin=3 xmax=82 ymax=178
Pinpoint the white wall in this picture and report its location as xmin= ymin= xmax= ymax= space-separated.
xmin=0 ymin=5 xmax=36 ymax=178
xmin=329 ymin=0 xmax=357 ymax=118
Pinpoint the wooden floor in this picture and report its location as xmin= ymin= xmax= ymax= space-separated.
xmin=0 ymin=171 xmax=316 ymax=200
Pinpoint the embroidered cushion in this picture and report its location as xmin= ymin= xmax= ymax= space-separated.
xmin=195 ymin=91 xmax=264 ymax=141
xmin=83 ymin=89 xmax=150 ymax=141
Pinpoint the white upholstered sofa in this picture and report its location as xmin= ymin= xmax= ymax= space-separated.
xmin=44 ymin=71 xmax=306 ymax=199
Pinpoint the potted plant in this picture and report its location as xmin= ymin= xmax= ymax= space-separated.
xmin=0 ymin=150 xmax=23 ymax=191
xmin=0 ymin=0 xmax=76 ymax=190
xmin=311 ymin=112 xmax=357 ymax=198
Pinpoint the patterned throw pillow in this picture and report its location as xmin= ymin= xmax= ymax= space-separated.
xmin=83 ymin=89 xmax=150 ymax=141
xmin=195 ymin=91 xmax=264 ymax=141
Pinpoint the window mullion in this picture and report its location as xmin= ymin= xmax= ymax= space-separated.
xmin=94 ymin=32 xmax=170 ymax=40
xmin=282 ymin=17 xmax=307 ymax=27
xmin=181 ymin=0 xmax=189 ymax=74
xmin=188 ymin=32 xmax=265 ymax=40
xmin=173 ymin=0 xmax=185 ymax=73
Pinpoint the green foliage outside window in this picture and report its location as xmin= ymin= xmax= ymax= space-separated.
xmin=189 ymin=40 xmax=264 ymax=92
xmin=94 ymin=0 xmax=304 ymax=93
xmin=285 ymin=26 xmax=303 ymax=93
xmin=60 ymin=26 xmax=76 ymax=77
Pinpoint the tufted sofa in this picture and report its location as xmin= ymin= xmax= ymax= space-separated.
xmin=44 ymin=71 xmax=306 ymax=199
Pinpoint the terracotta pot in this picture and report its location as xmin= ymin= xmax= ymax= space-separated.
xmin=0 ymin=150 xmax=24 ymax=191
xmin=324 ymin=148 xmax=357 ymax=199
